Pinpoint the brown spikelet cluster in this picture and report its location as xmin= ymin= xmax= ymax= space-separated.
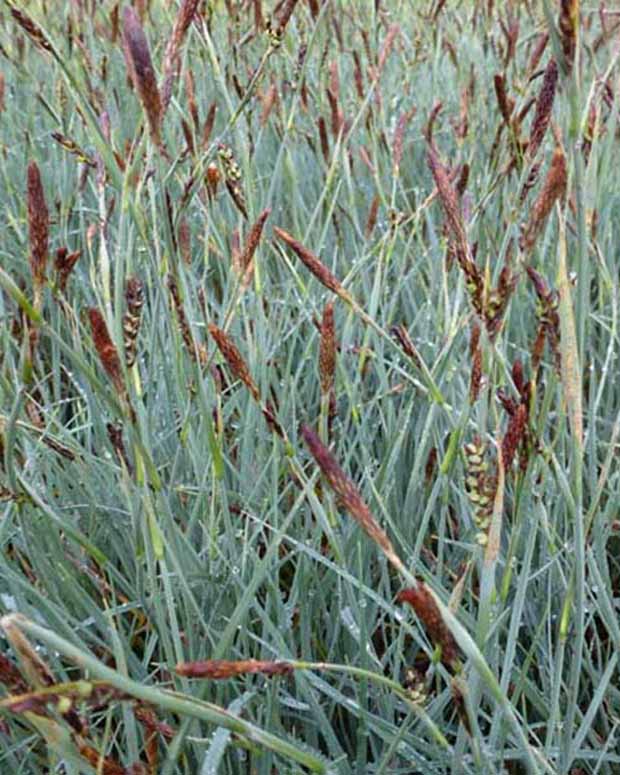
xmin=393 ymin=106 xmax=416 ymax=175
xmin=484 ymin=243 xmax=517 ymax=340
xmin=493 ymin=73 xmax=514 ymax=125
xmin=218 ymin=144 xmax=248 ymax=219
xmin=274 ymin=227 xmax=353 ymax=304
xmin=365 ymin=195 xmax=379 ymax=239
xmin=238 ymin=208 xmax=271 ymax=287
xmin=528 ymin=59 xmax=558 ymax=160
xmin=397 ymin=585 xmax=461 ymax=671
xmin=161 ymin=0 xmax=200 ymax=113
xmin=51 ymin=132 xmax=96 ymax=168
xmin=391 ymin=323 xmax=421 ymax=367
xmin=469 ymin=323 xmax=482 ymax=403
xmin=176 ymin=659 xmax=293 ymax=680
xmin=178 ymin=218 xmax=192 ymax=265
xmin=319 ymin=301 xmax=336 ymax=398
xmin=8 ymin=7 xmax=54 ymax=55
xmin=501 ymin=403 xmax=528 ymax=471
xmin=55 ymin=247 xmax=81 ymax=293
xmin=208 ymin=324 xmax=260 ymax=402
xmin=497 ymin=360 xmax=534 ymax=473
xmin=87 ymin=309 xmax=126 ymax=398
xmin=464 ymin=439 xmax=497 ymax=545
xmin=123 ymin=277 xmax=144 ymax=369
xmin=301 ymin=425 xmax=398 ymax=563
xmin=168 ymin=276 xmax=207 ymax=366
xmin=427 ymin=145 xmax=483 ymax=316
xmin=122 ymin=7 xmax=162 ymax=147
xmin=558 ymin=0 xmax=579 ymax=73
xmin=27 ymin=162 xmax=49 ymax=293
xmin=527 ymin=267 xmax=561 ymax=375
xmin=520 ymin=147 xmax=567 ymax=254
xmin=527 ymin=32 xmax=549 ymax=79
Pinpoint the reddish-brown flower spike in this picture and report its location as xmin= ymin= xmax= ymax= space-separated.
xmin=397 ymin=585 xmax=461 ymax=671
xmin=274 ymin=227 xmax=351 ymax=301
xmin=27 ymin=162 xmax=49 ymax=291
xmin=502 ymin=402 xmax=528 ymax=470
xmin=161 ymin=0 xmax=200 ymax=113
xmin=558 ymin=0 xmax=579 ymax=73
xmin=520 ymin=147 xmax=567 ymax=253
xmin=208 ymin=324 xmax=260 ymax=402
xmin=176 ymin=659 xmax=293 ymax=680
xmin=276 ymin=0 xmax=300 ymax=35
xmin=301 ymin=425 xmax=397 ymax=560
xmin=528 ymin=58 xmax=558 ymax=160
xmin=88 ymin=308 xmax=125 ymax=395
xmin=239 ymin=208 xmax=271 ymax=282
xmin=122 ymin=7 xmax=162 ymax=147
xmin=319 ymin=302 xmax=336 ymax=397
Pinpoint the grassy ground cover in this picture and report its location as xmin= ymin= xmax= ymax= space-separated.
xmin=0 ymin=1 xmax=619 ymax=772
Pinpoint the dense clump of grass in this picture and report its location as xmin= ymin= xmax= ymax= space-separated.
xmin=0 ymin=1 xmax=619 ymax=773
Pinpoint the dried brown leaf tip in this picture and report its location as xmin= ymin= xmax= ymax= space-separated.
xmin=390 ymin=324 xmax=421 ymax=367
xmin=27 ymin=162 xmax=49 ymax=294
xmin=208 ymin=324 xmax=260 ymax=402
xmin=520 ymin=147 xmax=567 ymax=254
xmin=397 ymin=585 xmax=461 ymax=672
xmin=176 ymin=659 xmax=293 ymax=680
xmin=528 ymin=59 xmax=558 ymax=160
xmin=88 ymin=308 xmax=126 ymax=398
xmin=122 ymin=7 xmax=162 ymax=147
xmin=123 ymin=277 xmax=144 ymax=369
xmin=274 ymin=227 xmax=352 ymax=304
xmin=301 ymin=425 xmax=398 ymax=563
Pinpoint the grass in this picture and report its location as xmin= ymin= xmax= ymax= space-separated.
xmin=0 ymin=0 xmax=619 ymax=772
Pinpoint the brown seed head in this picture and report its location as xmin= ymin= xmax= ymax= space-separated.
xmin=55 ymin=247 xmax=81 ymax=293
xmin=528 ymin=59 xmax=558 ymax=160
xmin=239 ymin=208 xmax=271 ymax=281
xmin=301 ymin=425 xmax=397 ymax=560
xmin=397 ymin=585 xmax=461 ymax=671
xmin=208 ymin=324 xmax=260 ymax=402
xmin=558 ymin=0 xmax=579 ymax=72
xmin=88 ymin=308 xmax=125 ymax=395
xmin=176 ymin=659 xmax=293 ymax=680
xmin=319 ymin=301 xmax=336 ymax=396
xmin=274 ymin=227 xmax=350 ymax=301
xmin=501 ymin=403 xmax=528 ymax=470
xmin=520 ymin=147 xmax=567 ymax=253
xmin=9 ymin=7 xmax=54 ymax=55
xmin=161 ymin=0 xmax=200 ymax=112
xmin=122 ymin=7 xmax=162 ymax=146
xmin=27 ymin=162 xmax=49 ymax=291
